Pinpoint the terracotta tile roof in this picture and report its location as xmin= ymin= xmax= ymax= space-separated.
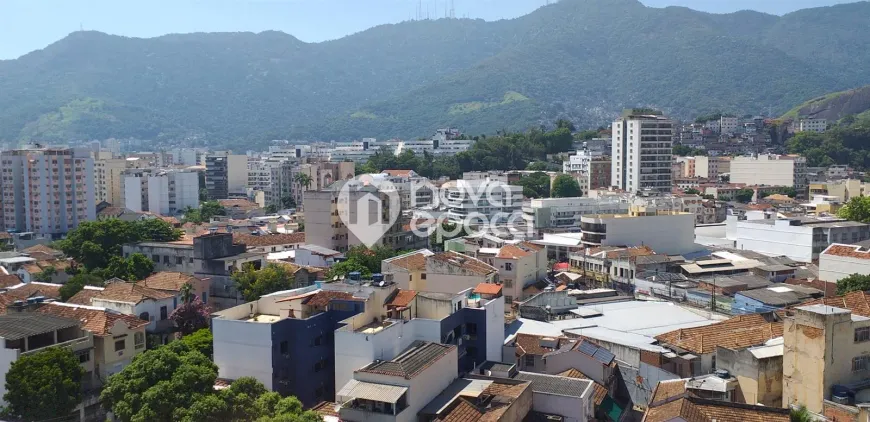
xmin=23 ymin=252 xmax=56 ymax=262
xmin=233 ymin=232 xmax=305 ymax=248
xmin=649 ymin=379 xmax=688 ymax=404
xmin=66 ymin=288 xmax=104 ymax=306
xmin=96 ymin=282 xmax=176 ymax=304
xmin=311 ymin=402 xmax=339 ymax=418
xmin=387 ymin=289 xmax=417 ymax=308
xmin=159 ymin=216 xmax=180 ymax=225
xmin=98 ymin=207 xmax=126 ymax=218
xmin=387 ymin=252 xmax=428 ymax=271
xmin=512 ymin=333 xmax=570 ymax=357
xmin=519 ymin=241 xmax=544 ymax=252
xmin=431 ymin=252 xmax=497 ymax=276
xmin=497 ymin=244 xmax=535 ymax=259
xmin=643 ymin=395 xmax=790 ymax=422
xmin=0 ymin=275 xmax=22 ymax=289
xmin=303 ymin=290 xmax=362 ymax=308
xmin=137 ymin=272 xmax=200 ymax=292
xmin=800 ymin=291 xmax=870 ymax=317
xmin=23 ymin=245 xmax=61 ymax=255
xmin=0 ymin=294 xmax=15 ymax=315
xmin=481 ymin=381 xmax=529 ymax=399
xmin=603 ymin=245 xmax=656 ymax=260
xmin=558 ymin=368 xmax=607 ymax=406
xmin=437 ymin=399 xmax=485 ymax=422
xmin=37 ymin=303 xmax=148 ymax=336
xmin=0 ymin=232 xmax=11 ymax=240
xmin=473 ymin=283 xmax=503 ymax=296
xmin=822 ymin=244 xmax=870 ymax=261
xmin=383 ymin=169 xmax=414 ymax=177
xmin=655 ymin=313 xmax=783 ymax=355
xmin=5 ymin=282 xmax=62 ymax=300
xmin=555 ymin=285 xmax=567 ymax=292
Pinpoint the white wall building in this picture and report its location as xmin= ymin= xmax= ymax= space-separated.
xmin=798 ymin=118 xmax=827 ymax=133
xmin=611 ymin=109 xmax=673 ymax=194
xmin=147 ymin=169 xmax=199 ymax=216
xmin=445 ymin=179 xmax=523 ymax=226
xmin=735 ymin=217 xmax=870 ymax=263
xmin=580 ymin=208 xmax=696 ymax=255
xmin=730 ymin=154 xmax=808 ymax=193
xmin=819 ymin=243 xmax=870 ymax=283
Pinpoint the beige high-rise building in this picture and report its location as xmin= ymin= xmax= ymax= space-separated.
xmin=95 ymin=158 xmax=128 ymax=206
xmin=0 ymin=148 xmax=96 ymax=236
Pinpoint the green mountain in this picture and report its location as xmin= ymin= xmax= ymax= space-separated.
xmin=1 ymin=0 xmax=870 ymax=145
xmin=782 ymin=85 xmax=870 ymax=121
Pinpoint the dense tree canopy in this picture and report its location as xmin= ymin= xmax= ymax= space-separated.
xmin=57 ymin=218 xmax=181 ymax=270
xmin=232 ymin=263 xmax=298 ymax=302
xmin=181 ymin=328 xmax=214 ymax=358
xmin=837 ymin=273 xmax=870 ymax=295
xmin=837 ymin=196 xmax=870 ymax=223
xmin=551 ymin=174 xmax=582 ymax=198
xmin=184 ymin=201 xmax=227 ymax=224
xmin=518 ymin=172 xmax=551 ymax=199
xmin=326 ymin=246 xmax=410 ymax=280
xmin=785 ymin=115 xmax=870 ymax=168
xmin=734 ymin=188 xmax=755 ymax=204
xmin=3 ymin=347 xmax=83 ymax=421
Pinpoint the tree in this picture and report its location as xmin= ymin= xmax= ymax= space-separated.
xmin=100 ymin=253 xmax=155 ymax=281
xmin=281 ymin=195 xmax=296 ymax=209
xmin=59 ymin=272 xmax=105 ymax=301
xmin=526 ymin=161 xmax=549 ymax=171
xmin=3 ymin=347 xmax=83 ymax=421
xmin=33 ymin=265 xmax=57 ymax=282
xmin=684 ymin=188 xmax=701 ymax=195
xmin=555 ymin=118 xmax=576 ymax=132
xmin=790 ymin=405 xmax=812 ymax=422
xmin=294 ymin=173 xmax=313 ymax=190
xmin=57 ymin=219 xmax=181 ymax=270
xmin=326 ymin=257 xmax=373 ymax=280
xmin=838 ymin=196 xmax=870 ymax=223
xmin=170 ymin=285 xmax=211 ymax=336
xmin=181 ymin=328 xmax=214 ymax=358
xmin=734 ymin=188 xmax=755 ymax=203
xmin=265 ymin=204 xmax=278 ymax=214
xmin=575 ymin=130 xmax=599 ymax=140
xmin=518 ymin=172 xmax=551 ymax=198
xmin=551 ymin=174 xmax=582 ymax=198
xmin=232 ymin=263 xmax=297 ymax=301
xmin=836 ymin=273 xmax=870 ymax=295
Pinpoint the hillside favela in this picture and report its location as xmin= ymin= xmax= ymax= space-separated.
xmin=3 ymin=0 xmax=870 ymax=421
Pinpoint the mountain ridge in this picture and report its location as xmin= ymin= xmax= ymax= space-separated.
xmin=1 ymin=0 xmax=869 ymax=145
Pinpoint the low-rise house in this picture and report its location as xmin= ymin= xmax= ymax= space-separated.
xmin=89 ymin=281 xmax=177 ymax=341
xmin=218 ymin=199 xmax=264 ymax=219
xmin=37 ymin=302 xmax=149 ymax=383
xmin=478 ymin=242 xmax=547 ymax=304
xmin=17 ymin=259 xmax=72 ymax=284
xmin=337 ymin=341 xmax=458 ymax=422
xmin=819 ymin=243 xmax=870 ymax=283
xmin=137 ymin=271 xmax=211 ymax=305
xmin=122 ymin=241 xmax=196 ymax=273
xmin=504 ymin=333 xmax=573 ymax=372
xmin=233 ymin=232 xmax=305 ymax=253
xmin=643 ymin=378 xmax=790 ymax=422
xmin=419 ymin=376 xmax=533 ymax=422
xmin=294 ymin=244 xmax=342 ymax=267
xmin=716 ymin=337 xmax=784 ymax=407
xmin=732 ymin=284 xmax=823 ymax=314
xmin=383 ymin=250 xmax=498 ymax=295
xmin=514 ymin=372 xmax=595 ymax=422
xmin=3 ymin=281 xmax=63 ymax=301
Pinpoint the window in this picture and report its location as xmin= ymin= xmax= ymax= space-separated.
xmin=77 ymin=351 xmax=90 ymax=363
xmin=202 ymin=292 xmax=208 ymax=304
xmin=152 ymin=254 xmax=160 ymax=262
xmin=189 ymin=257 xmax=194 ymax=264
xmin=176 ymin=256 xmax=184 ymax=265
xmin=421 ymin=273 xmax=427 ymax=280
xmin=314 ymin=359 xmax=327 ymax=372
xmin=505 ymin=295 xmax=513 ymax=304
xmin=115 ymin=339 xmax=125 ymax=352
xmin=134 ymin=332 xmax=145 ymax=349
xmin=173 ymin=297 xmax=178 ymax=309
xmin=160 ymin=306 xmax=168 ymax=320
xmin=280 ymin=341 xmax=288 ymax=355
xmin=139 ymin=312 xmax=150 ymax=321
xmin=524 ymin=355 xmax=535 ymax=367
xmin=505 ymin=262 xmax=513 ymax=271
xmin=856 ymin=327 xmax=870 ymax=343
xmin=313 ymin=335 xmax=323 ymax=346
xmin=315 ymin=386 xmax=325 ymax=399
xmin=466 ymin=323 xmax=478 ymax=335
xmin=854 ymin=356 xmax=870 ymax=372
xmin=163 ymin=255 xmax=170 ymax=265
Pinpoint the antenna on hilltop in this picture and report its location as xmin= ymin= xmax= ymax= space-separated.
xmin=450 ymin=0 xmax=455 ymax=18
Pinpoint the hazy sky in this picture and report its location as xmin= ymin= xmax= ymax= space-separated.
xmin=0 ymin=0 xmax=858 ymax=60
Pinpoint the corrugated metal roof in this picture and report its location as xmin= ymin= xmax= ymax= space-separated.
xmin=336 ymin=380 xmax=408 ymax=403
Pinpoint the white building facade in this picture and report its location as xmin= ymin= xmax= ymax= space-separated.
xmin=611 ymin=109 xmax=673 ymax=194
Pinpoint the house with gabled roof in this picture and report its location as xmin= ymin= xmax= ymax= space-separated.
xmin=383 ymin=249 xmax=498 ymax=295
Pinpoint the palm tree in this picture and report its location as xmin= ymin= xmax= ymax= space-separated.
xmin=293 ymin=173 xmax=313 ymax=209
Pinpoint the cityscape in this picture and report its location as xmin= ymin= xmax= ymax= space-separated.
xmin=2 ymin=1 xmax=870 ymax=422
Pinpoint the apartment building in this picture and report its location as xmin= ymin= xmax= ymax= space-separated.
xmin=146 ymin=169 xmax=199 ymax=216
xmin=692 ymin=156 xmax=731 ymax=179
xmin=289 ymin=161 xmax=355 ymax=207
xmin=205 ymin=152 xmax=247 ymax=199
xmin=94 ymin=158 xmax=129 ymax=206
xmin=734 ymin=216 xmax=870 ymax=263
xmin=720 ymin=116 xmax=739 ymax=134
xmin=611 ymin=109 xmax=673 ymax=194
xmin=0 ymin=148 xmax=96 ymax=236
xmin=798 ymin=118 xmax=828 ymax=133
xmin=579 ymin=207 xmax=696 ymax=255
xmin=522 ymin=197 xmax=629 ymax=234
xmin=809 ymin=179 xmax=867 ymax=202
xmin=730 ymin=154 xmax=808 ymax=195
xmin=444 ymin=179 xmax=523 ymax=226
xmin=471 ymin=242 xmax=547 ymax=303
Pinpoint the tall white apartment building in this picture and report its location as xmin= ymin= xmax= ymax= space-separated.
xmin=0 ymin=148 xmax=96 ymax=236
xmin=147 ymin=170 xmax=200 ymax=216
xmin=122 ymin=169 xmax=153 ymax=213
xmin=798 ymin=118 xmax=827 ymax=133
xmin=720 ymin=116 xmax=738 ymax=134
xmin=611 ymin=109 xmax=674 ymax=194
xmin=730 ymin=154 xmax=808 ymax=193
xmin=444 ymin=179 xmax=523 ymax=226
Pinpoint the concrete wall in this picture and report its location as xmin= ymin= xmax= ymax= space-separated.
xmin=0 ymin=339 xmax=18 ymax=407
xmin=735 ymin=221 xmax=814 ymax=263
xmin=819 ymin=252 xmax=870 ymax=283
xmin=716 ymin=346 xmax=783 ymax=406
xmin=530 ymin=389 xmax=590 ymax=422
xmin=213 ymin=318 xmax=275 ymax=389
xmin=598 ymin=213 xmax=695 ymax=255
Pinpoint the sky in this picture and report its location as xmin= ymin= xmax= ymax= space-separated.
xmin=0 ymin=0 xmax=858 ymax=60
